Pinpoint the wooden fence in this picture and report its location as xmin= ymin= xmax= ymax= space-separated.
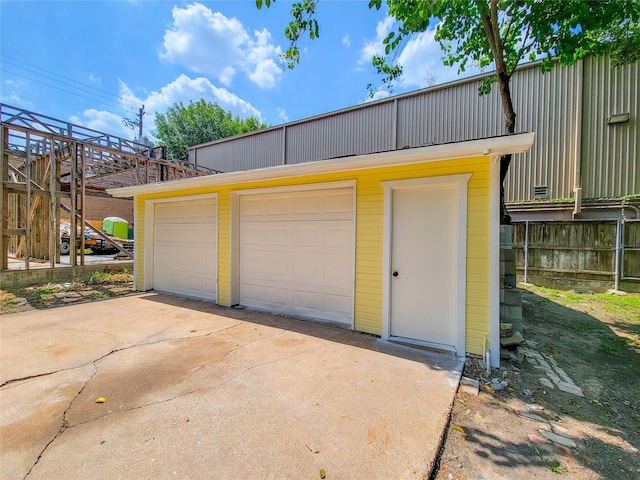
xmin=512 ymin=220 xmax=640 ymax=292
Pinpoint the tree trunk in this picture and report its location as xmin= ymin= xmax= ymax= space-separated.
xmin=497 ymin=71 xmax=516 ymax=224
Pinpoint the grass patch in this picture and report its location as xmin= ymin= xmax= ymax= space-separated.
xmin=91 ymin=291 xmax=111 ymax=300
xmin=600 ymin=336 xmax=630 ymax=353
xmin=523 ymin=286 xmax=640 ymax=324
xmin=535 ymin=448 xmax=567 ymax=474
xmin=89 ymin=270 xmax=133 ymax=285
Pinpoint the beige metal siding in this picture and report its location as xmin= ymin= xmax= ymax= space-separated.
xmin=285 ymin=102 xmax=394 ymax=164
xmin=581 ymin=55 xmax=639 ymax=199
xmin=193 ymin=128 xmax=284 ymax=173
xmin=506 ymin=62 xmax=580 ymax=202
xmin=397 ymin=77 xmax=503 ymax=148
xmin=188 ymin=56 xmax=636 ymax=203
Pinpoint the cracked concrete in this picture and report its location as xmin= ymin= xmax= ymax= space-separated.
xmin=1 ymin=293 xmax=462 ymax=480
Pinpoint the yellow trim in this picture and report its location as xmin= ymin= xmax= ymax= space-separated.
xmin=134 ymin=156 xmax=491 ymax=356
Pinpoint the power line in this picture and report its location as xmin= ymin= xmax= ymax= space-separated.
xmin=0 ymin=62 xmax=134 ymax=111
xmin=0 ymin=53 xmax=139 ymax=110
xmin=1 ymin=68 xmax=127 ymax=112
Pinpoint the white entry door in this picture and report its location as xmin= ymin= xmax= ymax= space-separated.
xmin=153 ymin=197 xmax=217 ymax=301
xmin=389 ymin=183 xmax=459 ymax=350
xmin=238 ymin=186 xmax=355 ymax=326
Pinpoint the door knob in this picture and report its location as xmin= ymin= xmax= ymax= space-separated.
xmin=392 ymin=271 xmax=398 ymax=277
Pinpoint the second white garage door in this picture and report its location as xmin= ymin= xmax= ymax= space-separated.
xmin=238 ymin=186 xmax=355 ymax=326
xmin=154 ymin=196 xmax=217 ymax=301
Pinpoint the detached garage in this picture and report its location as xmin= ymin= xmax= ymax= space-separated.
xmin=108 ymin=134 xmax=534 ymax=365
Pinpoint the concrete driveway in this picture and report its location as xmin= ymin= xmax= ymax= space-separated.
xmin=1 ymin=293 xmax=463 ymax=479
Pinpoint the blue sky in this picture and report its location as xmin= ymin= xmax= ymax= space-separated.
xmin=0 ymin=1 xmax=471 ymax=142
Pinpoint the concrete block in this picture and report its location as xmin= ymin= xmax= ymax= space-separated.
xmin=509 ymin=346 xmax=525 ymax=364
xmin=501 ymin=248 xmax=516 ymax=262
xmin=501 ymin=305 xmax=523 ymax=321
xmin=500 ymin=226 xmax=513 ymax=249
xmin=500 ymin=332 xmax=525 ymax=347
xmin=557 ymin=382 xmax=584 ymax=397
xmin=540 ymin=430 xmax=577 ymax=448
xmin=504 ymin=274 xmax=517 ymax=288
xmin=518 ymin=412 xmax=549 ymax=424
xmin=459 ymin=376 xmax=480 ymax=395
xmin=539 ymin=378 xmax=555 ymax=389
xmin=503 ymin=288 xmax=522 ymax=306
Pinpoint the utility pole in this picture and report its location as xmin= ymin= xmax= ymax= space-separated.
xmin=138 ymin=105 xmax=145 ymax=141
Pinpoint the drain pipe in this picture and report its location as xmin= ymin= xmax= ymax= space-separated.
xmin=614 ymin=219 xmax=622 ymax=291
xmin=483 ymin=337 xmax=491 ymax=375
xmin=572 ymin=59 xmax=584 ymax=219
xmin=524 ymin=221 xmax=530 ymax=284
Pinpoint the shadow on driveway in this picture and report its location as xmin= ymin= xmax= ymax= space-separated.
xmin=1 ymin=292 xmax=463 ymax=480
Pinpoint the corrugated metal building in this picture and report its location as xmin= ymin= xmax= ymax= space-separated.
xmin=189 ymin=54 xmax=639 ymax=221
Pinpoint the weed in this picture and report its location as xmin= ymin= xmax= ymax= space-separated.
xmin=535 ymin=448 xmax=567 ymax=474
xmin=90 ymin=270 xmax=133 ymax=285
xmin=91 ymin=291 xmax=111 ymax=300
xmin=34 ymin=285 xmax=61 ymax=295
xmin=90 ymin=271 xmax=111 ymax=284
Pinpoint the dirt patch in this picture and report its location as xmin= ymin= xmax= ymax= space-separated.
xmin=1 ymin=271 xmax=135 ymax=314
xmin=437 ymin=286 xmax=640 ymax=480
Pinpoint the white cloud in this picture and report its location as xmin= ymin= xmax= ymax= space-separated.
xmin=342 ymin=34 xmax=351 ymax=48
xmin=71 ymin=109 xmax=133 ymax=138
xmin=359 ymin=16 xmax=394 ymax=66
xmin=160 ymin=3 xmax=283 ymax=89
xmin=396 ymin=29 xmax=450 ymax=87
xmin=277 ymin=107 xmax=289 ymax=123
xmin=73 ymin=74 xmax=262 ymax=140
xmin=1 ymin=79 xmax=33 ymax=108
xmin=358 ymin=18 xmax=473 ymax=89
xmin=88 ymin=74 xmax=101 ymax=85
xmin=363 ymin=87 xmax=391 ymax=103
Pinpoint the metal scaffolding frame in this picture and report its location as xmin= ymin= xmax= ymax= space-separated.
xmin=1 ymin=103 xmax=221 ymax=271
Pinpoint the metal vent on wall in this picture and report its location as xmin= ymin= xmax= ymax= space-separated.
xmin=534 ymin=186 xmax=549 ymax=199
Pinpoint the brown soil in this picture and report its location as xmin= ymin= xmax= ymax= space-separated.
xmin=437 ymin=286 xmax=640 ymax=480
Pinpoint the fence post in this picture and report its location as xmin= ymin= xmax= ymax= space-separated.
xmin=614 ymin=219 xmax=622 ymax=291
xmin=524 ymin=221 xmax=530 ymax=284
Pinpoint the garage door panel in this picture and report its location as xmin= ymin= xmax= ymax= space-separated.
xmin=265 ymin=256 xmax=293 ymax=278
xmin=324 ymin=225 xmax=354 ymax=247
xmin=321 ymin=292 xmax=353 ymax=318
xmin=325 ymin=190 xmax=354 ymax=213
xmin=323 ymin=258 xmax=353 ymax=284
xmin=266 ymin=196 xmax=291 ymax=216
xmin=266 ymin=227 xmax=291 ymax=246
xmin=241 ymin=225 xmax=266 ymax=245
xmin=238 ymin=186 xmax=354 ymax=326
xmin=293 ymin=193 xmax=321 ymax=214
xmin=240 ymin=253 xmax=267 ymax=276
xmin=154 ymin=198 xmax=217 ymax=301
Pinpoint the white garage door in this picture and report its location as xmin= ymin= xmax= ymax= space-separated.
xmin=239 ymin=186 xmax=354 ymax=326
xmin=154 ymin=197 xmax=217 ymax=301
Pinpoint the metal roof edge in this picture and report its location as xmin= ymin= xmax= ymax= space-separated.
xmin=108 ymin=132 xmax=535 ymax=198
xmin=188 ymin=58 xmax=550 ymax=151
